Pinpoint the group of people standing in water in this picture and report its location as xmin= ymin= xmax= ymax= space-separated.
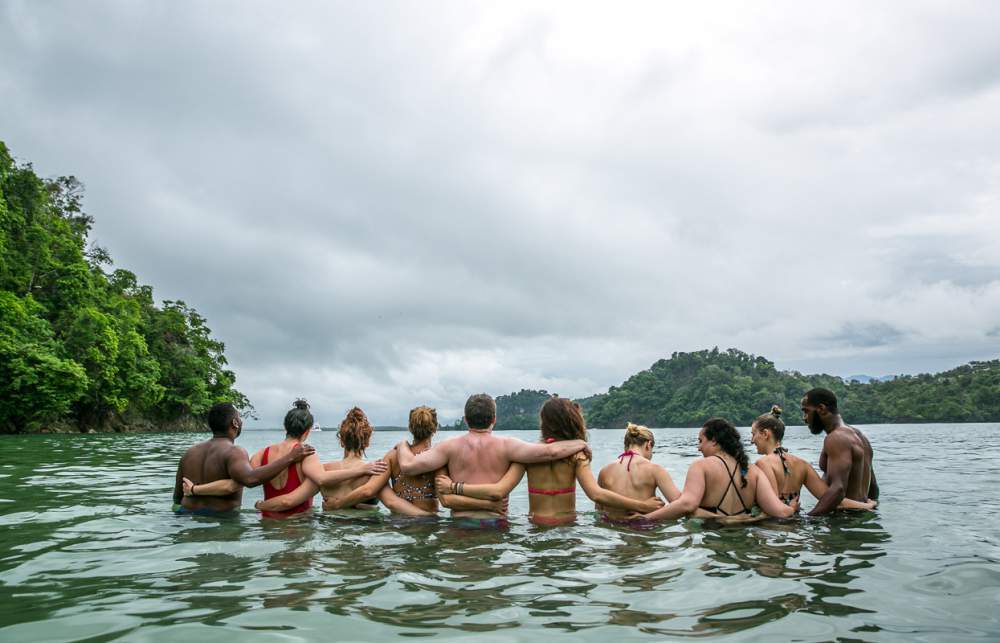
xmin=173 ymin=387 xmax=878 ymax=525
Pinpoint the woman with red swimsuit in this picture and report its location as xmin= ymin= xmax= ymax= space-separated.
xmin=436 ymin=397 xmax=663 ymax=526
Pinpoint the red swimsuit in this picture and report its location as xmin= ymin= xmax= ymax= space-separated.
xmin=260 ymin=446 xmax=313 ymax=519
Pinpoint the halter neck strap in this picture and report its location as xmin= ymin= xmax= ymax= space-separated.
xmin=618 ymin=450 xmax=638 ymax=471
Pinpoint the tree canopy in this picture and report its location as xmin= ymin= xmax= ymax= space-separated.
xmin=479 ymin=348 xmax=1000 ymax=430
xmin=0 ymin=142 xmax=250 ymax=433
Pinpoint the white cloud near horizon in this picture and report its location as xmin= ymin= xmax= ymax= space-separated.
xmin=2 ymin=1 xmax=999 ymax=426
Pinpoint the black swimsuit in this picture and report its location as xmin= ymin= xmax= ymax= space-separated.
xmin=699 ymin=455 xmax=752 ymax=516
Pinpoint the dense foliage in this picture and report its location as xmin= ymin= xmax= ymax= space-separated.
xmin=585 ymin=348 xmax=1000 ymax=429
xmin=472 ymin=348 xmax=1000 ymax=430
xmin=0 ymin=142 xmax=249 ymax=433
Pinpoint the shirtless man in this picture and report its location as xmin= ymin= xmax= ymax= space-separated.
xmin=172 ymin=402 xmax=315 ymax=514
xmin=395 ymin=393 xmax=588 ymax=522
xmin=802 ymin=388 xmax=879 ymax=516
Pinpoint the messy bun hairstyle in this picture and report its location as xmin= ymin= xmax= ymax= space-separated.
xmin=539 ymin=397 xmax=587 ymax=444
xmin=339 ymin=406 xmax=373 ymax=455
xmin=754 ymin=404 xmax=786 ymax=441
xmin=702 ymin=417 xmax=749 ymax=487
xmin=284 ymin=399 xmax=314 ymax=438
xmin=408 ymin=405 xmax=438 ymax=443
xmin=624 ymin=422 xmax=654 ymax=449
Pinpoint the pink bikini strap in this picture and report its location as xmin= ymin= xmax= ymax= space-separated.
xmin=618 ymin=450 xmax=638 ymax=471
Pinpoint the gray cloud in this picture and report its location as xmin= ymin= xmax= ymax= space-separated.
xmin=2 ymin=2 xmax=999 ymax=425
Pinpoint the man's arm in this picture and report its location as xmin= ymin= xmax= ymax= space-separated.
xmin=435 ymin=463 xmax=525 ymax=501
xmin=439 ymin=493 xmax=508 ymax=513
xmin=397 ymin=440 xmax=452 ymax=476
xmin=254 ymin=480 xmax=319 ymax=512
xmin=173 ymin=458 xmax=185 ymax=505
xmin=225 ymin=443 xmax=315 ymax=487
xmin=809 ymin=435 xmax=852 ymax=516
xmin=184 ymin=477 xmax=241 ymax=496
xmin=504 ymin=438 xmax=587 ymax=464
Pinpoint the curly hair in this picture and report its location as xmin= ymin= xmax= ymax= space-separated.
xmin=702 ymin=417 xmax=749 ymax=487
xmin=339 ymin=407 xmax=373 ymax=455
xmin=408 ymin=405 xmax=437 ymax=443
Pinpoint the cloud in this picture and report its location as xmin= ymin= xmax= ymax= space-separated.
xmin=2 ymin=1 xmax=999 ymax=425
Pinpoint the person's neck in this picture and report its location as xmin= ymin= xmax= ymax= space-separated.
xmin=212 ymin=434 xmax=234 ymax=443
xmin=765 ymin=439 xmax=781 ymax=452
xmin=283 ymin=435 xmax=301 ymax=444
xmin=823 ymin=415 xmax=846 ymax=434
xmin=343 ymin=449 xmax=364 ymax=459
xmin=468 ymin=427 xmax=492 ymax=434
xmin=409 ymin=438 xmax=431 ymax=450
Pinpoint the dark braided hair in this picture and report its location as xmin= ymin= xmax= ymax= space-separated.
xmin=283 ymin=399 xmax=314 ymax=438
xmin=702 ymin=417 xmax=749 ymax=488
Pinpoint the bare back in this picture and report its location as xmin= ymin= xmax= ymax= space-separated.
xmin=322 ymin=457 xmax=378 ymax=511
xmin=597 ymin=456 xmax=660 ymax=519
xmin=700 ymin=455 xmax=761 ymax=517
xmin=525 ymin=455 xmax=580 ymax=518
xmin=819 ymin=425 xmax=873 ymax=501
xmin=444 ymin=432 xmax=516 ymax=485
xmin=177 ymin=438 xmax=244 ymax=512
xmin=755 ymin=452 xmax=811 ymax=502
xmin=386 ymin=448 xmax=439 ymax=513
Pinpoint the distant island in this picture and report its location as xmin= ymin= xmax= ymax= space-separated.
xmin=444 ymin=348 xmax=1000 ymax=430
xmin=0 ymin=142 xmax=250 ymax=434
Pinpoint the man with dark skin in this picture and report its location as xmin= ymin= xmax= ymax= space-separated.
xmin=802 ymin=388 xmax=879 ymax=516
xmin=172 ymin=402 xmax=315 ymax=513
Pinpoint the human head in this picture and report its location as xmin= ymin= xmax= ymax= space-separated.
xmin=699 ymin=417 xmax=749 ymax=486
xmin=624 ymin=422 xmax=654 ymax=458
xmin=751 ymin=405 xmax=785 ymax=454
xmin=208 ymin=402 xmax=240 ymax=437
xmin=409 ymin=405 xmax=438 ymax=443
xmin=283 ymin=398 xmax=314 ymax=439
xmin=539 ymin=397 xmax=587 ymax=442
xmin=339 ymin=407 xmax=373 ymax=455
xmin=464 ymin=393 xmax=496 ymax=430
xmin=801 ymin=388 xmax=838 ymax=435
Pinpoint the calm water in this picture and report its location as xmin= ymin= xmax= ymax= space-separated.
xmin=1 ymin=424 xmax=998 ymax=641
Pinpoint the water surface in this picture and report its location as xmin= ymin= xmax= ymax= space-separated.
xmin=1 ymin=424 xmax=998 ymax=641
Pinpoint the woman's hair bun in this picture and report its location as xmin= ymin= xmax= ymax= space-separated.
xmin=770 ymin=404 xmax=782 ymax=418
xmin=626 ymin=422 xmax=642 ymax=436
xmin=293 ymin=398 xmax=310 ymax=410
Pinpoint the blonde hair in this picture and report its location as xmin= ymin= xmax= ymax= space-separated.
xmin=624 ymin=422 xmax=654 ymax=449
xmin=408 ymin=405 xmax=437 ymax=442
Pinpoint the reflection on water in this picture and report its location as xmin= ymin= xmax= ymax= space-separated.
xmin=0 ymin=426 xmax=998 ymax=640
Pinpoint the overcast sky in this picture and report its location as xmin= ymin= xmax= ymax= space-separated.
xmin=3 ymin=2 xmax=999 ymax=426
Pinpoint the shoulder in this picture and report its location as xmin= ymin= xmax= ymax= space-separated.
xmin=572 ymin=451 xmax=591 ymax=465
xmin=383 ymin=448 xmax=398 ymax=465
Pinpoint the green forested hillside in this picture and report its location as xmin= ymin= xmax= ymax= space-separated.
xmin=485 ymin=348 xmax=1000 ymax=430
xmin=0 ymin=142 xmax=249 ymax=433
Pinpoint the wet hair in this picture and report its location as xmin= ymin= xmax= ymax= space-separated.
xmin=702 ymin=417 xmax=749 ymax=487
xmin=283 ymin=399 xmax=314 ymax=438
xmin=408 ymin=405 xmax=438 ymax=442
xmin=754 ymin=404 xmax=785 ymax=442
xmin=464 ymin=393 xmax=496 ymax=430
xmin=339 ymin=407 xmax=373 ymax=455
xmin=208 ymin=402 xmax=238 ymax=434
xmin=539 ymin=397 xmax=587 ymax=442
xmin=805 ymin=387 xmax=839 ymax=413
xmin=624 ymin=422 xmax=654 ymax=449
